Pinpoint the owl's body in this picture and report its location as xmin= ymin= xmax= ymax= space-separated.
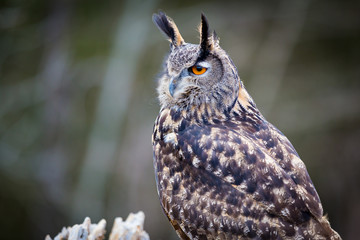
xmin=152 ymin=12 xmax=341 ymax=239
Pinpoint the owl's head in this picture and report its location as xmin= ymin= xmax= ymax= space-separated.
xmin=153 ymin=12 xmax=253 ymax=114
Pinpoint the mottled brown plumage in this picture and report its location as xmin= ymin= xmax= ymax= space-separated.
xmin=152 ymin=12 xmax=341 ymax=240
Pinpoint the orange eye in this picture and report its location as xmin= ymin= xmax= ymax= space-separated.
xmin=190 ymin=65 xmax=207 ymax=75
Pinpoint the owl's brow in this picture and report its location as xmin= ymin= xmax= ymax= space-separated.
xmin=195 ymin=52 xmax=214 ymax=65
xmin=195 ymin=61 xmax=211 ymax=69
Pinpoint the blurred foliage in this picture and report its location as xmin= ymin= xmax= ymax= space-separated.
xmin=0 ymin=0 xmax=359 ymax=239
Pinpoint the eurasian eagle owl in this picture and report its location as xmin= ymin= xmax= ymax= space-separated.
xmin=152 ymin=12 xmax=341 ymax=240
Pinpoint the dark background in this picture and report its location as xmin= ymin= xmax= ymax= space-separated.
xmin=0 ymin=0 xmax=359 ymax=239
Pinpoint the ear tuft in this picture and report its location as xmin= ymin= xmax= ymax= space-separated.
xmin=152 ymin=11 xmax=184 ymax=47
xmin=199 ymin=13 xmax=210 ymax=53
xmin=152 ymin=12 xmax=175 ymax=43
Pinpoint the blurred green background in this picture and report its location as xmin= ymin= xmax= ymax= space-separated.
xmin=0 ymin=0 xmax=359 ymax=239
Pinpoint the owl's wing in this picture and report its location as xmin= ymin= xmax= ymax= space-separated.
xmin=173 ymin=118 xmax=323 ymax=225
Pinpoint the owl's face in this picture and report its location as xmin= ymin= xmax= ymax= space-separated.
xmin=154 ymin=13 xmax=242 ymax=112
xmin=165 ymin=43 xmax=224 ymax=101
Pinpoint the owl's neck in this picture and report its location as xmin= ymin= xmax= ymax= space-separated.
xmin=237 ymin=85 xmax=256 ymax=110
xmin=159 ymin=87 xmax=261 ymax=127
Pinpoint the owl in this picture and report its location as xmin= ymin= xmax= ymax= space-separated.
xmin=152 ymin=12 xmax=341 ymax=240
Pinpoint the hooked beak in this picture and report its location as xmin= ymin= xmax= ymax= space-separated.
xmin=169 ymin=77 xmax=178 ymax=97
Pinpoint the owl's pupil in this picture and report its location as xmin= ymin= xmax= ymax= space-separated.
xmin=189 ymin=65 xmax=207 ymax=75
